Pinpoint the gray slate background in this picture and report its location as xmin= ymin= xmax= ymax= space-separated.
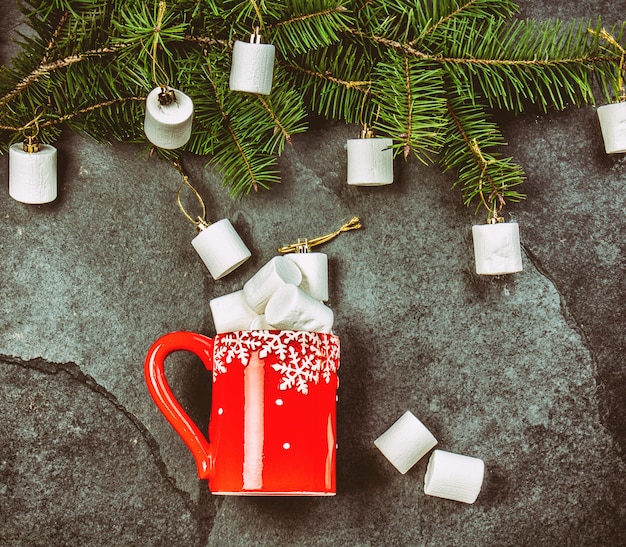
xmin=1 ymin=1 xmax=625 ymax=545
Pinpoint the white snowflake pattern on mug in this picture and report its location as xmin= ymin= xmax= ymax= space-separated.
xmin=213 ymin=331 xmax=339 ymax=394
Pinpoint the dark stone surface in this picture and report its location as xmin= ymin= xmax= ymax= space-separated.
xmin=2 ymin=1 xmax=626 ymax=545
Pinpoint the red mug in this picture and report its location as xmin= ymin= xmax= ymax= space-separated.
xmin=145 ymin=330 xmax=340 ymax=496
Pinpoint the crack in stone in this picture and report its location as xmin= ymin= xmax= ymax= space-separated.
xmin=0 ymin=353 xmax=214 ymax=543
xmin=519 ymin=244 xmax=625 ymax=463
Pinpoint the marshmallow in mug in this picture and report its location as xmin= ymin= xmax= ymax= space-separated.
xmin=249 ymin=315 xmax=276 ymax=330
xmin=265 ymin=283 xmax=334 ymax=333
xmin=285 ymin=252 xmax=329 ymax=302
xmin=243 ymin=256 xmax=302 ymax=314
xmin=210 ymin=290 xmax=257 ymax=334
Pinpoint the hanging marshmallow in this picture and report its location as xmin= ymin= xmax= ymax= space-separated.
xmin=191 ymin=218 xmax=251 ymax=280
xmin=243 ymin=256 xmax=302 ymax=314
xmin=229 ymin=29 xmax=275 ymax=95
xmin=424 ymin=449 xmax=485 ymax=504
xmin=144 ymin=86 xmax=194 ymax=149
xmin=347 ymin=126 xmax=393 ymax=186
xmin=374 ymin=411 xmax=438 ymax=474
xmin=210 ymin=290 xmax=257 ymax=333
xmin=472 ymin=221 xmax=523 ymax=275
xmin=9 ymin=141 xmax=57 ymax=204
xmin=597 ymin=102 xmax=626 ymax=154
xmin=265 ymin=283 xmax=334 ymax=333
xmin=283 ymin=239 xmax=329 ymax=302
xmin=249 ymin=315 xmax=276 ymax=330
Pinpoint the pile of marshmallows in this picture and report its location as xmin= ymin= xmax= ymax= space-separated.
xmin=374 ymin=411 xmax=485 ymax=504
xmin=210 ymin=254 xmax=333 ymax=334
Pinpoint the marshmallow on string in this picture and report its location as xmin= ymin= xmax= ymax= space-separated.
xmin=229 ymin=1 xmax=275 ymax=96
xmin=277 ymin=217 xmax=363 ymax=302
xmin=347 ymin=100 xmax=394 ymax=186
xmin=144 ymin=2 xmax=194 ymax=150
xmin=470 ymin=140 xmax=523 ymax=276
xmin=590 ymin=28 xmax=626 ymax=154
xmin=173 ymin=161 xmax=251 ymax=280
xmin=9 ymin=111 xmax=57 ymax=204
xmin=347 ymin=124 xmax=394 ymax=186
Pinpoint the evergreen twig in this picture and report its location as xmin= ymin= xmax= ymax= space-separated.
xmin=0 ymin=0 xmax=624 ymax=212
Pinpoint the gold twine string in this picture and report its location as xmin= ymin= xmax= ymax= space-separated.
xmin=249 ymin=0 xmax=264 ymax=32
xmin=21 ymin=108 xmax=45 ymax=152
xmin=173 ymin=161 xmax=209 ymax=229
xmin=151 ymin=1 xmax=171 ymax=90
xmin=470 ymin=139 xmax=504 ymax=223
xmin=277 ymin=217 xmax=363 ymax=254
xmin=589 ymin=27 xmax=626 ymax=101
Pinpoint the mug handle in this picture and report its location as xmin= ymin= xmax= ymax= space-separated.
xmin=144 ymin=331 xmax=214 ymax=480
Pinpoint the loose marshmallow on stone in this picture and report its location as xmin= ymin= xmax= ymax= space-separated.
xmin=285 ymin=252 xmax=329 ymax=302
xmin=265 ymin=284 xmax=334 ymax=333
xmin=243 ymin=256 xmax=302 ymax=314
xmin=249 ymin=315 xmax=276 ymax=330
xmin=374 ymin=411 xmax=438 ymax=474
xmin=424 ymin=449 xmax=485 ymax=504
xmin=210 ymin=290 xmax=257 ymax=333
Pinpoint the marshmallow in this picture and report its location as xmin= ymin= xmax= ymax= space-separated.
xmin=374 ymin=411 xmax=438 ymax=474
xmin=9 ymin=144 xmax=57 ymax=204
xmin=191 ymin=219 xmax=251 ymax=280
xmin=265 ymin=284 xmax=334 ymax=333
xmin=285 ymin=252 xmax=329 ymax=302
xmin=472 ymin=222 xmax=523 ymax=275
xmin=210 ymin=290 xmax=257 ymax=333
xmin=347 ymin=137 xmax=394 ymax=186
xmin=243 ymin=256 xmax=302 ymax=314
xmin=597 ymin=102 xmax=626 ymax=154
xmin=249 ymin=315 xmax=276 ymax=330
xmin=229 ymin=37 xmax=275 ymax=95
xmin=424 ymin=449 xmax=485 ymax=504
xmin=144 ymin=86 xmax=194 ymax=149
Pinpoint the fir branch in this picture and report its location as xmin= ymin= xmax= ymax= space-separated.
xmin=441 ymin=93 xmax=525 ymax=212
xmin=371 ymin=53 xmax=447 ymax=163
xmin=256 ymin=96 xmax=294 ymax=146
xmin=40 ymin=96 xmax=145 ymax=128
xmin=183 ymin=34 xmax=230 ymax=50
xmin=266 ymin=1 xmax=353 ymax=54
xmin=42 ymin=10 xmax=71 ymax=63
xmin=0 ymin=45 xmax=124 ymax=109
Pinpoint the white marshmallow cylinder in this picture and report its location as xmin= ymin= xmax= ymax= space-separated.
xmin=9 ymin=144 xmax=57 ymax=204
xmin=374 ymin=411 xmax=438 ymax=474
xmin=472 ymin=222 xmax=523 ymax=275
xmin=265 ymin=284 xmax=334 ymax=333
xmin=210 ymin=290 xmax=257 ymax=333
xmin=191 ymin=219 xmax=251 ymax=280
xmin=597 ymin=102 xmax=626 ymax=154
xmin=243 ymin=256 xmax=302 ymax=314
xmin=144 ymin=87 xmax=194 ymax=149
xmin=229 ymin=40 xmax=275 ymax=95
xmin=424 ymin=449 xmax=485 ymax=504
xmin=249 ymin=315 xmax=276 ymax=330
xmin=347 ymin=138 xmax=394 ymax=186
xmin=285 ymin=252 xmax=329 ymax=302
